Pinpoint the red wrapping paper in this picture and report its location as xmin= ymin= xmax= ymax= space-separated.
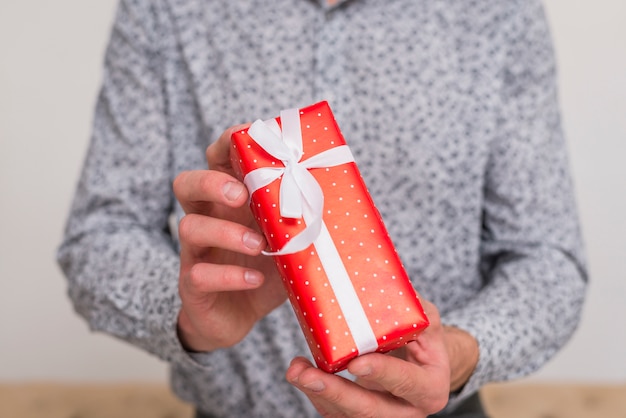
xmin=231 ymin=101 xmax=429 ymax=372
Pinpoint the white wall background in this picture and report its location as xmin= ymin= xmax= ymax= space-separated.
xmin=1 ymin=1 xmax=624 ymax=383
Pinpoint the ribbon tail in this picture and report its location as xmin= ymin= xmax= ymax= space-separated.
xmin=244 ymin=167 xmax=285 ymax=194
xmin=300 ymin=145 xmax=355 ymax=169
xmin=279 ymin=165 xmax=303 ymax=219
xmin=262 ymin=212 xmax=322 ymax=256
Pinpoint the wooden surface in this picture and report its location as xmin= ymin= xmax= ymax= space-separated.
xmin=0 ymin=383 xmax=194 ymax=418
xmin=481 ymin=383 xmax=626 ymax=418
xmin=0 ymin=382 xmax=625 ymax=418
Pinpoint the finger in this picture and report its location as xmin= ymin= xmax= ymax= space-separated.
xmin=173 ymin=170 xmax=248 ymax=214
xmin=207 ymin=123 xmax=250 ymax=170
xmin=348 ymin=348 xmax=449 ymax=413
xmin=286 ymin=357 xmax=351 ymax=417
xmin=354 ymin=376 xmax=386 ymax=392
xmin=287 ymin=357 xmax=413 ymax=418
xmin=407 ymin=301 xmax=448 ymax=366
xmin=286 ymin=361 xmax=334 ymax=417
xmin=353 ymin=348 xmax=407 ymax=391
xmin=348 ymin=352 xmax=427 ymax=400
xmin=178 ymin=213 xmax=266 ymax=256
xmin=182 ymin=263 xmax=264 ymax=296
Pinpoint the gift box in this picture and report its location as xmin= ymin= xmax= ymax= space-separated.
xmin=230 ymin=101 xmax=429 ymax=373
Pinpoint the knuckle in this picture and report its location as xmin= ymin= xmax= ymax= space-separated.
xmin=197 ymin=171 xmax=222 ymax=202
xmin=198 ymin=171 xmax=213 ymax=193
xmin=187 ymin=263 xmax=208 ymax=291
xmin=205 ymin=142 xmax=218 ymax=162
xmin=351 ymin=409 xmax=376 ymax=418
xmin=177 ymin=214 xmax=196 ymax=241
xmin=172 ymin=170 xmax=190 ymax=197
xmin=389 ymin=374 xmax=418 ymax=399
xmin=324 ymin=391 xmax=345 ymax=406
xmin=186 ymin=264 xmax=244 ymax=294
xmin=220 ymin=265 xmax=241 ymax=283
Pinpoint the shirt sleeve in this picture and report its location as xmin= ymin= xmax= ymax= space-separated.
xmin=56 ymin=0 xmax=205 ymax=370
xmin=441 ymin=0 xmax=587 ymax=407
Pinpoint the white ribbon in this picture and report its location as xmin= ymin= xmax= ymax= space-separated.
xmin=243 ymin=108 xmax=378 ymax=356
xmin=244 ymin=108 xmax=355 ymax=255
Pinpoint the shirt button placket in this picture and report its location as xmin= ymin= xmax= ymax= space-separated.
xmin=314 ymin=7 xmax=344 ymax=106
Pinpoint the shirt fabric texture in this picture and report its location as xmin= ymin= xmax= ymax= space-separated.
xmin=58 ymin=0 xmax=587 ymax=416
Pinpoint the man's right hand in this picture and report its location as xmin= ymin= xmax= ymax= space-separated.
xmin=173 ymin=125 xmax=287 ymax=352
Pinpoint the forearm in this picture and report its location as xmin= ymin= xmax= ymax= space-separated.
xmin=442 ymin=246 xmax=586 ymax=399
xmin=438 ymin=0 xmax=588 ymax=404
xmin=57 ymin=223 xmax=185 ymax=360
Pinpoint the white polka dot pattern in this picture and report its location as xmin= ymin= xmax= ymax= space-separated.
xmin=231 ymin=102 xmax=429 ymax=372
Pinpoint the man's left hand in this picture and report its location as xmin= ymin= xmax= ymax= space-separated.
xmin=286 ymin=300 xmax=479 ymax=418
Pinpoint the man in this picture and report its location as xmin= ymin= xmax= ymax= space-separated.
xmin=58 ymin=0 xmax=587 ymax=416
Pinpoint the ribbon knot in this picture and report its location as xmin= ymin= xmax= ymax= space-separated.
xmin=244 ymin=108 xmax=355 ymax=255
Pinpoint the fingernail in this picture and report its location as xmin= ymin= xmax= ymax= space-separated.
xmin=244 ymin=271 xmax=262 ymax=286
xmin=223 ymin=181 xmax=244 ymax=201
xmin=303 ymin=380 xmax=325 ymax=392
xmin=243 ymin=231 xmax=263 ymax=250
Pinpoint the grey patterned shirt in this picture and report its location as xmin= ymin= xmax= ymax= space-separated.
xmin=57 ymin=0 xmax=587 ymax=415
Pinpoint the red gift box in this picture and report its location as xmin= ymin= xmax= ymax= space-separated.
xmin=231 ymin=101 xmax=429 ymax=373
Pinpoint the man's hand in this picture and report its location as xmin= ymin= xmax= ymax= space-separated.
xmin=174 ymin=125 xmax=287 ymax=352
xmin=286 ymin=300 xmax=479 ymax=417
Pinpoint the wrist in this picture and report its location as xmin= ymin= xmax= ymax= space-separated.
xmin=177 ymin=308 xmax=211 ymax=353
xmin=442 ymin=325 xmax=479 ymax=392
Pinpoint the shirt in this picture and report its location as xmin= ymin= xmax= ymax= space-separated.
xmin=57 ymin=0 xmax=587 ymax=416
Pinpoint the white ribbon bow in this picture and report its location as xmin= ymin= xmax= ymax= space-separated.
xmin=244 ymin=108 xmax=355 ymax=255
